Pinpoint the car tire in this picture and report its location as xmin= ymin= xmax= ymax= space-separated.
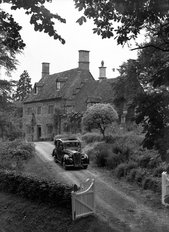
xmin=83 ymin=165 xmax=88 ymax=169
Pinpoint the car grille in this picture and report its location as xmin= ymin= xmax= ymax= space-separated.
xmin=73 ymin=153 xmax=81 ymax=165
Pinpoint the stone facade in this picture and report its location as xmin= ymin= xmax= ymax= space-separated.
xmin=23 ymin=50 xmax=142 ymax=141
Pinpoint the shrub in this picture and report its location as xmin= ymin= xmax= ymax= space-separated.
xmin=95 ymin=149 xmax=109 ymax=167
xmin=112 ymin=142 xmax=131 ymax=162
xmin=142 ymin=176 xmax=161 ymax=193
xmin=114 ymin=163 xmax=127 ymax=178
xmin=114 ymin=162 xmax=138 ymax=178
xmin=127 ymin=168 xmax=138 ymax=182
xmin=106 ymin=153 xmax=122 ymax=169
xmin=138 ymin=154 xmax=151 ymax=168
xmin=0 ymin=169 xmax=72 ymax=208
xmin=153 ymin=165 xmax=165 ymax=177
xmin=134 ymin=168 xmax=146 ymax=186
xmin=0 ymin=140 xmax=35 ymax=171
xmin=81 ymin=132 xmax=103 ymax=144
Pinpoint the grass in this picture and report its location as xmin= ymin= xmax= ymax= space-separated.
xmin=0 ymin=191 xmax=114 ymax=232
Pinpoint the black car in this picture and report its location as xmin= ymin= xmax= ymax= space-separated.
xmin=52 ymin=136 xmax=89 ymax=170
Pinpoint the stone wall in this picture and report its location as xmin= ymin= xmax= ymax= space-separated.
xmin=23 ymin=100 xmax=63 ymax=141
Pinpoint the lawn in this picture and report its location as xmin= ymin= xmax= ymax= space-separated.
xmin=0 ymin=192 xmax=114 ymax=232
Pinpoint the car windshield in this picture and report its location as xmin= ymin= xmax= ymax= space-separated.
xmin=63 ymin=141 xmax=81 ymax=151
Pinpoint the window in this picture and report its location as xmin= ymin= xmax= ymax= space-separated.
xmin=56 ymin=81 xmax=61 ymax=90
xmin=47 ymin=124 xmax=53 ymax=134
xmin=34 ymin=85 xmax=38 ymax=94
xmin=37 ymin=106 xmax=41 ymax=114
xmin=48 ymin=105 xmax=54 ymax=114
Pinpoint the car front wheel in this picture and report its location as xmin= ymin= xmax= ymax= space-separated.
xmin=83 ymin=165 xmax=88 ymax=169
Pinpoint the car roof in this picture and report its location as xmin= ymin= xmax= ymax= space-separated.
xmin=54 ymin=136 xmax=80 ymax=142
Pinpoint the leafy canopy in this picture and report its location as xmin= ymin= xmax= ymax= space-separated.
xmin=82 ymin=103 xmax=118 ymax=138
xmin=74 ymin=0 xmax=169 ymax=50
xmin=0 ymin=0 xmax=66 ymax=72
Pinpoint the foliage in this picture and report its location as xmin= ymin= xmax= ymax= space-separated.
xmin=142 ymin=176 xmax=161 ymax=192
xmin=137 ymin=41 xmax=169 ymax=90
xmin=0 ymin=139 xmax=35 ymax=171
xmin=74 ymin=0 xmax=169 ymax=50
xmin=106 ymin=153 xmax=122 ymax=169
xmin=0 ymin=169 xmax=72 ymax=208
xmin=65 ymin=111 xmax=82 ymax=133
xmin=135 ymin=90 xmax=169 ymax=160
xmin=82 ymin=103 xmax=118 ymax=138
xmin=0 ymin=0 xmax=66 ymax=73
xmin=13 ymin=70 xmax=32 ymax=101
xmin=81 ymin=132 xmax=103 ymax=144
xmin=94 ymin=143 xmax=111 ymax=167
xmin=0 ymin=10 xmax=23 ymax=73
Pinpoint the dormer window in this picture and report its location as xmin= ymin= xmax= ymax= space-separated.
xmin=34 ymin=84 xmax=38 ymax=94
xmin=56 ymin=81 xmax=61 ymax=91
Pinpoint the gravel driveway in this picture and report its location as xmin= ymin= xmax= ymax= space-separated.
xmin=34 ymin=142 xmax=169 ymax=232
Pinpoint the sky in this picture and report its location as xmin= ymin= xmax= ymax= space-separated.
xmin=1 ymin=0 xmax=143 ymax=85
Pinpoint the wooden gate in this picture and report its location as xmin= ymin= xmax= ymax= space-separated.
xmin=71 ymin=178 xmax=95 ymax=220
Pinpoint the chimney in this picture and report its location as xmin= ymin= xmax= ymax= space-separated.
xmin=99 ymin=60 xmax=107 ymax=81
xmin=78 ymin=50 xmax=90 ymax=70
xmin=42 ymin=62 xmax=50 ymax=78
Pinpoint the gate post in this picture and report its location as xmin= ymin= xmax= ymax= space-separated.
xmin=162 ymin=171 xmax=169 ymax=206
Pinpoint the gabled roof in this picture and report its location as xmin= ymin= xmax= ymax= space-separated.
xmin=24 ymin=68 xmax=94 ymax=103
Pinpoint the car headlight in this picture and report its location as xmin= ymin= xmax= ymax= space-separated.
xmin=82 ymin=153 xmax=88 ymax=159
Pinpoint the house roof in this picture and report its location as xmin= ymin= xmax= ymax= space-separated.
xmin=24 ymin=68 xmax=94 ymax=103
xmin=88 ymin=78 xmax=118 ymax=104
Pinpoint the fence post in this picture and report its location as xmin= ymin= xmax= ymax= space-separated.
xmin=162 ymin=171 xmax=169 ymax=206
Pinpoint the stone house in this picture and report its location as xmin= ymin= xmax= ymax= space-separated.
xmin=23 ymin=50 xmax=142 ymax=141
xmin=23 ymin=50 xmax=97 ymax=141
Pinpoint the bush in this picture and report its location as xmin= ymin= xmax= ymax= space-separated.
xmin=134 ymin=168 xmax=146 ymax=186
xmin=95 ymin=149 xmax=109 ymax=167
xmin=81 ymin=132 xmax=103 ymax=144
xmin=114 ymin=162 xmax=138 ymax=178
xmin=153 ymin=165 xmax=165 ymax=177
xmin=142 ymin=176 xmax=161 ymax=193
xmin=0 ymin=169 xmax=72 ymax=208
xmin=106 ymin=153 xmax=122 ymax=169
xmin=114 ymin=163 xmax=127 ymax=178
xmin=127 ymin=168 xmax=138 ymax=182
xmin=0 ymin=140 xmax=35 ymax=171
xmin=112 ymin=142 xmax=131 ymax=162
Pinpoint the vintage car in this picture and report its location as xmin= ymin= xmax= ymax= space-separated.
xmin=52 ymin=136 xmax=89 ymax=170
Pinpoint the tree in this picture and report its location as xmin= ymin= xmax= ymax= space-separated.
xmin=74 ymin=0 xmax=169 ymax=50
xmin=135 ymin=90 xmax=169 ymax=161
xmin=0 ymin=0 xmax=66 ymax=73
xmin=137 ymin=40 xmax=169 ymax=90
xmin=82 ymin=103 xmax=118 ymax=138
xmin=14 ymin=70 xmax=32 ymax=101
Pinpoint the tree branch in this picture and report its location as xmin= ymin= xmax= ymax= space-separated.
xmin=131 ymin=44 xmax=169 ymax=52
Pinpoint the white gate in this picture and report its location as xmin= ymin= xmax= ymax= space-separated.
xmin=162 ymin=172 xmax=169 ymax=206
xmin=71 ymin=178 xmax=95 ymax=220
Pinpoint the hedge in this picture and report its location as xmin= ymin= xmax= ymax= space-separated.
xmin=0 ymin=169 xmax=73 ymax=209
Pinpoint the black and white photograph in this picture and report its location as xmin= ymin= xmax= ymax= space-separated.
xmin=0 ymin=0 xmax=169 ymax=231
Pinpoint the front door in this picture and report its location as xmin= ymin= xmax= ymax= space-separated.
xmin=37 ymin=126 xmax=42 ymax=140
